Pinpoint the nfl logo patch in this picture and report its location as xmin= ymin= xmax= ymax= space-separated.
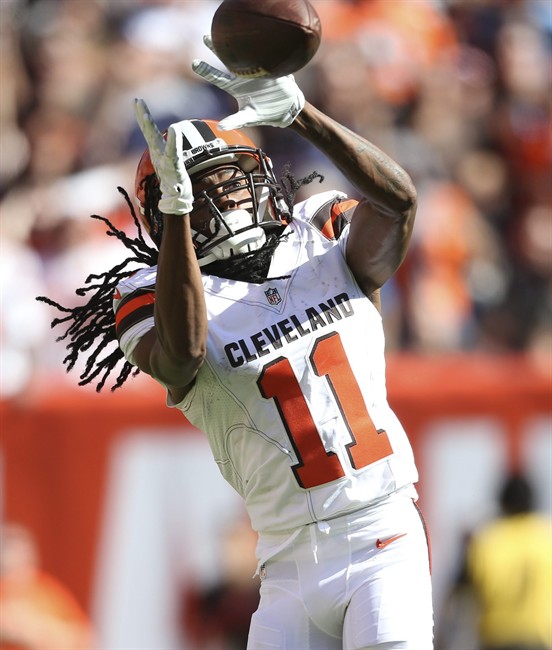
xmin=264 ymin=287 xmax=281 ymax=306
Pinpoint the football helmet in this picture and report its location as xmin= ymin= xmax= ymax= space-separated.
xmin=134 ymin=119 xmax=289 ymax=266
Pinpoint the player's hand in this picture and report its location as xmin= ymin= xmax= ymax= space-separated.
xmin=192 ymin=35 xmax=305 ymax=130
xmin=134 ymin=98 xmax=194 ymax=216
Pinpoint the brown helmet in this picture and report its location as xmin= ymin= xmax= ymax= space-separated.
xmin=134 ymin=119 xmax=289 ymax=263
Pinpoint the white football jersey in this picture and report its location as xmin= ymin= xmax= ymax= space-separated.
xmin=114 ymin=191 xmax=418 ymax=534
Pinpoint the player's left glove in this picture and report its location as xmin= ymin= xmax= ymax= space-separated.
xmin=192 ymin=35 xmax=305 ymax=131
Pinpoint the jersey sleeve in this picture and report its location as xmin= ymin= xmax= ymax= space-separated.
xmin=113 ymin=266 xmax=157 ymax=364
xmin=294 ymin=190 xmax=358 ymax=241
xmin=310 ymin=197 xmax=358 ymax=240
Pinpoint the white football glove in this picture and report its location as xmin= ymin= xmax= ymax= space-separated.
xmin=192 ymin=35 xmax=305 ymax=130
xmin=134 ymin=98 xmax=194 ymax=216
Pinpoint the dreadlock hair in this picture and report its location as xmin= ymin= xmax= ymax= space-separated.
xmin=280 ymin=163 xmax=324 ymax=213
xmin=143 ymin=173 xmax=163 ymax=248
xmin=36 ymin=187 xmax=158 ymax=392
xmin=37 ymin=164 xmax=324 ymax=392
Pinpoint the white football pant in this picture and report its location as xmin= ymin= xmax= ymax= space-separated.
xmin=248 ymin=494 xmax=433 ymax=650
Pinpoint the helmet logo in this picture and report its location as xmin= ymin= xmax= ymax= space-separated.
xmin=264 ymin=287 xmax=282 ymax=306
xmin=189 ymin=142 xmax=220 ymax=156
xmin=183 ymin=138 xmax=227 ymax=168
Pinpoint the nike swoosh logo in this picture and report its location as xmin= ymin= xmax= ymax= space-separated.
xmin=375 ymin=533 xmax=407 ymax=549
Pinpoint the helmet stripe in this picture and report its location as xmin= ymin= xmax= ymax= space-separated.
xmin=178 ymin=120 xmax=217 ymax=151
xmin=191 ymin=119 xmax=217 ymax=142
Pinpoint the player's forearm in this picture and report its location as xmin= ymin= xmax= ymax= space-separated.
xmin=154 ymin=215 xmax=207 ymax=371
xmin=289 ymin=102 xmax=416 ymax=216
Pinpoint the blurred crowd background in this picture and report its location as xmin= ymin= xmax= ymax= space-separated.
xmin=0 ymin=1 xmax=551 ymax=649
xmin=1 ymin=0 xmax=551 ymax=398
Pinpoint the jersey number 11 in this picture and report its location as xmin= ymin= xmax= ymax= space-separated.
xmin=258 ymin=331 xmax=393 ymax=489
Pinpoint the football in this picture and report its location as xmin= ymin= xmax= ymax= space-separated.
xmin=211 ymin=0 xmax=322 ymax=78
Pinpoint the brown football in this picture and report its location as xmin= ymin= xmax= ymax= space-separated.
xmin=211 ymin=0 xmax=322 ymax=78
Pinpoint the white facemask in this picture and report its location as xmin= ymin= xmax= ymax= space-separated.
xmin=195 ymin=209 xmax=267 ymax=268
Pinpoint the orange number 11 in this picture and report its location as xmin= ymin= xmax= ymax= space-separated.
xmin=257 ymin=331 xmax=393 ymax=489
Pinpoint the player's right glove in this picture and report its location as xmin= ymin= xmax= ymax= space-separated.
xmin=192 ymin=36 xmax=305 ymax=131
xmin=134 ymin=98 xmax=194 ymax=216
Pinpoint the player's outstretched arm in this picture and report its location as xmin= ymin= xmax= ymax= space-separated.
xmin=192 ymin=42 xmax=415 ymax=297
xmin=132 ymin=100 xmax=207 ymax=398
xmin=289 ymin=101 xmax=417 ymax=297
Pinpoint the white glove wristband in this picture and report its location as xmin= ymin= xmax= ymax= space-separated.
xmin=158 ymin=194 xmax=193 ymax=216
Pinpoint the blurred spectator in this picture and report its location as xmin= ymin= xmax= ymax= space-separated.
xmin=405 ymin=181 xmax=506 ymax=351
xmin=83 ymin=0 xmax=227 ymax=167
xmin=437 ymin=473 xmax=552 ymax=650
xmin=0 ymin=211 xmax=50 ymax=399
xmin=183 ymin=515 xmax=260 ymax=650
xmin=314 ymin=0 xmax=458 ymax=107
xmin=0 ymin=523 xmax=95 ymax=650
xmin=0 ymin=3 xmax=31 ymax=194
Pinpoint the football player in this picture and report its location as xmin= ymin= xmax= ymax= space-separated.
xmin=42 ymin=40 xmax=433 ymax=650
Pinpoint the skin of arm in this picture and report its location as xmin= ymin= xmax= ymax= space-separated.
xmin=133 ymin=213 xmax=208 ymax=401
xmin=288 ymin=102 xmax=417 ymax=301
xmin=132 ymin=166 xmax=251 ymax=399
